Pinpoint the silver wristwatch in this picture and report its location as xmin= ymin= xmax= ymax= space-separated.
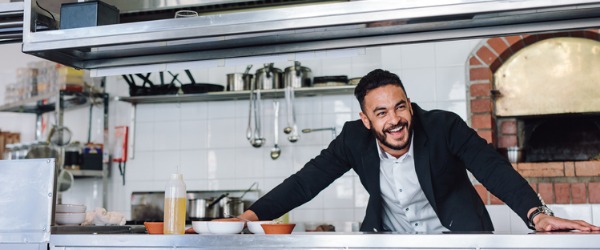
xmin=527 ymin=194 xmax=554 ymax=229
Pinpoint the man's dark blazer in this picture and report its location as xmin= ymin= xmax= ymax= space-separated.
xmin=249 ymin=103 xmax=541 ymax=232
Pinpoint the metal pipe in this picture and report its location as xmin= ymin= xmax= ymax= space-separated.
xmin=301 ymin=127 xmax=337 ymax=139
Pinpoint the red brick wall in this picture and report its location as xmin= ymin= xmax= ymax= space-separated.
xmin=467 ymin=30 xmax=600 ymax=204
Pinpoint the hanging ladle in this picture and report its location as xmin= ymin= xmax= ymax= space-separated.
xmin=271 ymin=101 xmax=281 ymax=159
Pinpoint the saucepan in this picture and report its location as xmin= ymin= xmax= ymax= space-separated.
xmin=188 ymin=193 xmax=229 ymax=220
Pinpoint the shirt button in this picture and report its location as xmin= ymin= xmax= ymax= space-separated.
xmin=414 ymin=223 xmax=419 ymax=226
xmin=405 ymin=208 xmax=409 ymax=211
xmin=399 ymin=189 xmax=403 ymax=192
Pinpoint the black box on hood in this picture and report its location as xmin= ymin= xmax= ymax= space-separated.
xmin=60 ymin=1 xmax=119 ymax=30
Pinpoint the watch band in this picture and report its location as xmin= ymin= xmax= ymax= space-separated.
xmin=527 ymin=194 xmax=554 ymax=229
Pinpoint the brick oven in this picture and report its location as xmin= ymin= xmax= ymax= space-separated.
xmin=467 ymin=30 xmax=600 ymax=205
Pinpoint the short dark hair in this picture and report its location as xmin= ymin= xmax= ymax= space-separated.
xmin=354 ymin=69 xmax=407 ymax=111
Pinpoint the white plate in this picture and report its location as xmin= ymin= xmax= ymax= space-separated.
xmin=247 ymin=221 xmax=275 ymax=234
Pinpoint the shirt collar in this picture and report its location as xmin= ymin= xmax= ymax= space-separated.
xmin=376 ymin=134 xmax=414 ymax=161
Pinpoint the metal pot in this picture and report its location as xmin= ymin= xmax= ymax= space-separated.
xmin=220 ymin=197 xmax=244 ymax=217
xmin=226 ymin=73 xmax=253 ymax=91
xmin=255 ymin=63 xmax=283 ymax=90
xmin=187 ymin=193 xmax=229 ymax=220
xmin=284 ymin=61 xmax=312 ymax=88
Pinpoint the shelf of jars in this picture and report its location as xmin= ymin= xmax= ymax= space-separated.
xmin=115 ymin=85 xmax=356 ymax=104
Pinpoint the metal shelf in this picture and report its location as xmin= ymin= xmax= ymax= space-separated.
xmin=65 ymin=169 xmax=103 ymax=178
xmin=115 ymin=85 xmax=356 ymax=104
xmin=0 ymin=91 xmax=104 ymax=114
xmin=21 ymin=0 xmax=600 ymax=72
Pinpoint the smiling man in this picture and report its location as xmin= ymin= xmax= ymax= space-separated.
xmin=239 ymin=69 xmax=599 ymax=233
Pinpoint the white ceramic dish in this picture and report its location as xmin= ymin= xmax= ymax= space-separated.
xmin=56 ymin=204 xmax=86 ymax=213
xmin=192 ymin=221 xmax=211 ymax=234
xmin=247 ymin=221 xmax=275 ymax=234
xmin=55 ymin=212 xmax=86 ymax=225
xmin=207 ymin=221 xmax=244 ymax=234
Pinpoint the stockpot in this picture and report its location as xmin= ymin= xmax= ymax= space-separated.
xmin=226 ymin=73 xmax=253 ymax=91
xmin=220 ymin=196 xmax=244 ymax=217
xmin=187 ymin=193 xmax=228 ymax=220
xmin=284 ymin=61 xmax=312 ymax=88
xmin=255 ymin=63 xmax=283 ymax=90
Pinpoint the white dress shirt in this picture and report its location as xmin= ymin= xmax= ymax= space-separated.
xmin=377 ymin=137 xmax=448 ymax=233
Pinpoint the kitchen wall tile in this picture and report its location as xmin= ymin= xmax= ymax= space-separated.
xmin=294 ymin=96 xmax=322 ymax=115
xmin=206 ymin=118 xmax=236 ymax=148
xmin=262 ymin=145 xmax=294 ymax=178
xmin=435 ymin=39 xmax=481 ymax=67
xmin=180 ymin=120 xmax=208 ymax=150
xmin=324 ymin=208 xmax=355 ymax=223
xmin=401 ymin=43 xmax=436 ymax=69
xmin=62 ymin=178 xmax=103 ymax=212
xmin=288 ymin=113 xmax=324 ymax=147
xmin=508 ymin=210 xmax=531 ymax=233
xmin=321 ymin=57 xmax=353 ymax=76
xmin=326 ymin=48 xmax=362 ymax=58
xmin=134 ymin=122 xmax=154 ymax=152
xmin=322 ymin=112 xmax=353 ymax=142
xmin=592 ymin=205 xmax=600 ymax=225
xmin=154 ymin=103 xmax=181 ymax=121
xmin=381 ymin=45 xmax=402 ymax=70
xmin=354 ymin=176 xmax=369 ymax=208
xmin=186 ymin=179 xmax=209 ymax=192
xmin=322 ymin=95 xmax=353 ymax=114
xmin=298 ymin=59 xmax=322 ymax=77
xmin=207 ymin=100 xmax=238 ymax=119
xmin=551 ymin=204 xmax=592 ymax=223
xmin=435 ymin=66 xmax=467 ymax=101
xmin=401 ymin=68 xmax=437 ymax=103
xmin=206 ymin=149 xmax=237 ymax=179
xmin=180 ymin=102 xmax=208 ymax=121
xmin=351 ymin=48 xmax=382 ymax=78
xmin=354 ymin=208 xmax=366 ymax=223
xmin=207 ymin=179 xmax=238 ymax=190
xmin=291 ymin=208 xmax=324 ymax=223
xmin=207 ymin=66 xmax=231 ymax=88
xmin=153 ymin=121 xmax=180 ymax=151
xmin=263 ymin=177 xmax=286 ymax=194
xmin=292 ymin=145 xmax=326 ymax=172
xmin=298 ymin=191 xmax=324 ymax=210
xmin=414 ymin=101 xmax=437 ymax=113
xmin=180 ymin=149 xmax=208 ymax=180
xmin=436 ymin=101 xmax=468 ymax=121
xmin=485 ymin=205 xmax=511 ymax=232
xmin=322 ymin=176 xmax=355 ymax=209
xmin=135 ymin=104 xmax=155 ymax=122
xmin=234 ymin=147 xmax=264 ymax=179
xmin=127 ymin=151 xmax=155 ymax=181
xmin=153 ymin=150 xmax=181 ymax=181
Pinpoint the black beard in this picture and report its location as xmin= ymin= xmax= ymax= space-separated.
xmin=370 ymin=120 xmax=412 ymax=151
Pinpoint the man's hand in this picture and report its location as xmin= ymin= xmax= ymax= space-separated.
xmin=532 ymin=213 xmax=600 ymax=232
xmin=213 ymin=210 xmax=259 ymax=222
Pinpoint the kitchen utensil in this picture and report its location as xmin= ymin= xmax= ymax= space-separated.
xmin=174 ymin=10 xmax=198 ymax=18
xmin=283 ymin=71 xmax=299 ymax=142
xmin=313 ymin=75 xmax=348 ymax=87
xmin=180 ymin=83 xmax=224 ymax=94
xmin=255 ymin=63 xmax=282 ymax=90
xmin=302 ymin=127 xmax=337 ymax=140
xmin=284 ymin=61 xmax=312 ymax=88
xmin=221 ymin=197 xmax=245 ymax=217
xmin=246 ymin=74 xmax=255 ymax=141
xmin=48 ymin=124 xmax=72 ymax=147
xmin=144 ymin=222 xmax=164 ymax=234
xmin=271 ymin=101 xmax=281 ymax=159
xmin=223 ymin=212 xmax=250 ymax=222
xmin=247 ymin=221 xmax=275 ymax=234
xmin=251 ymin=89 xmax=264 ymax=147
xmin=261 ymin=223 xmax=296 ymax=234
xmin=187 ymin=193 xmax=229 ymax=220
xmin=57 ymin=168 xmax=74 ymax=192
xmin=348 ymin=77 xmax=361 ymax=85
xmin=227 ymin=65 xmax=253 ymax=91
xmin=207 ymin=221 xmax=244 ymax=234
xmin=240 ymin=182 xmax=258 ymax=200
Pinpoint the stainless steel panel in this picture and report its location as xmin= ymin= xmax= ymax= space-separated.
xmin=49 ymin=232 xmax=600 ymax=249
xmin=0 ymin=159 xmax=55 ymax=244
xmin=495 ymin=37 xmax=600 ymax=116
xmin=21 ymin=0 xmax=600 ymax=72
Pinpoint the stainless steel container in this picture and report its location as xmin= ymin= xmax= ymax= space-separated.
xmin=284 ymin=61 xmax=312 ymax=88
xmin=220 ymin=197 xmax=244 ymax=217
xmin=255 ymin=63 xmax=283 ymax=90
xmin=226 ymin=73 xmax=253 ymax=91
xmin=187 ymin=193 xmax=228 ymax=220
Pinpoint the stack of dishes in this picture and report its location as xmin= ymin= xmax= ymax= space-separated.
xmin=55 ymin=204 xmax=86 ymax=225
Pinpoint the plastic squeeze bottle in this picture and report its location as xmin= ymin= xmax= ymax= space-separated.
xmin=164 ymin=173 xmax=187 ymax=234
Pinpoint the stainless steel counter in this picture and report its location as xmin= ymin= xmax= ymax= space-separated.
xmin=50 ymin=232 xmax=600 ymax=249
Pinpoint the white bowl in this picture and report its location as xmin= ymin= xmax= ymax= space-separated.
xmin=56 ymin=204 xmax=86 ymax=213
xmin=192 ymin=221 xmax=211 ymax=234
xmin=247 ymin=221 xmax=275 ymax=234
xmin=55 ymin=212 xmax=86 ymax=225
xmin=207 ymin=221 xmax=245 ymax=234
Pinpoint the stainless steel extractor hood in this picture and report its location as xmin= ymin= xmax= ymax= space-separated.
xmin=0 ymin=2 xmax=24 ymax=44
xmin=20 ymin=0 xmax=600 ymax=73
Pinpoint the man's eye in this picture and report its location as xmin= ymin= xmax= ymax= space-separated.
xmin=377 ymin=112 xmax=385 ymax=117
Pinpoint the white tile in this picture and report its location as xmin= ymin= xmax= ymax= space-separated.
xmin=485 ymin=205 xmax=511 ymax=232
xmin=206 ymin=149 xmax=236 ymax=179
xmin=320 ymin=57 xmax=352 ymax=76
xmin=292 ymin=145 xmax=325 ymax=172
xmin=206 ymin=118 xmax=236 ymax=148
xmin=207 ymin=101 xmax=238 ymax=119
xmin=234 ymin=147 xmax=264 ymax=179
xmin=180 ymin=120 xmax=208 ymax=150
xmin=354 ymin=176 xmax=369 ymax=208
xmin=435 ymin=66 xmax=467 ymax=101
xmin=508 ymin=210 xmax=531 ymax=233
xmin=322 ymin=95 xmax=353 ymax=114
xmin=354 ymin=208 xmax=366 ymax=222
xmin=290 ymin=208 xmax=324 ymax=222
xmin=326 ymin=48 xmax=362 ymax=58
xmin=134 ymin=122 xmax=154 ymax=152
xmin=183 ymin=179 xmax=209 ymax=192
xmin=294 ymin=96 xmax=322 ymax=115
xmin=180 ymin=149 xmax=208 ymax=180
xmin=401 ymin=68 xmax=437 ymax=103
xmin=262 ymin=145 xmax=295 ymax=178
xmin=324 ymin=208 xmax=355 ymax=222
xmin=152 ymin=150 xmax=181 ymax=181
xmin=322 ymin=112 xmax=353 ymax=143
xmin=262 ymin=178 xmax=286 ymax=194
xmin=207 ymin=66 xmax=232 ymax=87
xmin=381 ymin=45 xmax=403 ymax=69
xmin=154 ymin=103 xmax=181 ymax=121
xmin=298 ymin=191 xmax=324 ymax=210
xmin=153 ymin=121 xmax=180 ymax=151
xmin=413 ymin=101 xmax=436 ymax=112
xmin=592 ymin=205 xmax=600 ymax=226
xmin=436 ymin=101 xmax=468 ymax=121
xmin=126 ymin=151 xmax=154 ymax=181
xmin=351 ymin=48 xmax=382 ymax=78
xmin=550 ymin=204 xmax=593 ymax=223
xmin=180 ymin=102 xmax=208 ymax=121
xmin=435 ymin=39 xmax=482 ymax=67
xmin=401 ymin=43 xmax=436 ymax=69
xmin=135 ymin=104 xmax=155 ymax=122
xmin=322 ymin=176 xmax=354 ymax=209
xmin=207 ymin=179 xmax=238 ymax=190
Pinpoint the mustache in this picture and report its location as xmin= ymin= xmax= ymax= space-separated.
xmin=384 ymin=120 xmax=408 ymax=133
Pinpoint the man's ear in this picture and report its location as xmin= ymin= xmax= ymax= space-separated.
xmin=359 ymin=112 xmax=371 ymax=129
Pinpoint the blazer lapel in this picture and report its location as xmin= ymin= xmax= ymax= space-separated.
xmin=412 ymin=111 xmax=438 ymax=212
